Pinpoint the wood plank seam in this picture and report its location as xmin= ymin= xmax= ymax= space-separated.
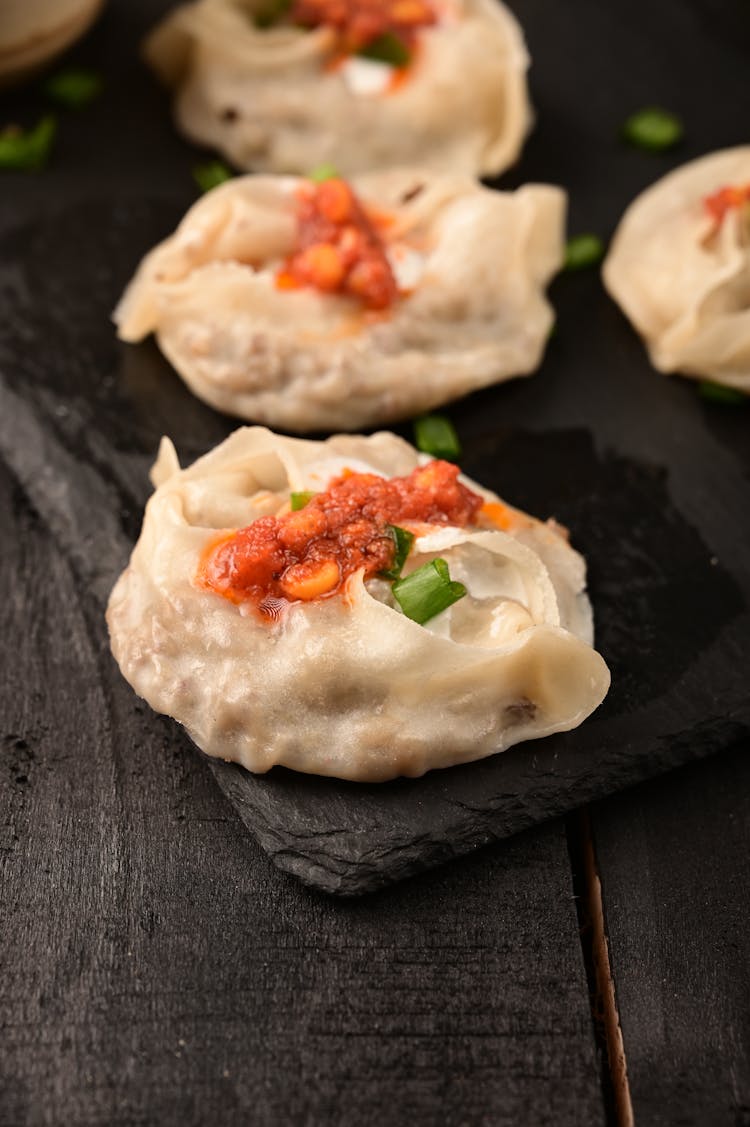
xmin=568 ymin=808 xmax=635 ymax=1127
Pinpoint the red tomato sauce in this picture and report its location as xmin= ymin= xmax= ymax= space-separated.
xmin=704 ymin=183 xmax=750 ymax=225
xmin=290 ymin=0 xmax=435 ymax=53
xmin=199 ymin=460 xmax=483 ymax=614
xmin=277 ymin=177 xmax=399 ymax=310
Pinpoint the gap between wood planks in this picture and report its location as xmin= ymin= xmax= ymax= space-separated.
xmin=566 ymin=808 xmax=634 ymax=1127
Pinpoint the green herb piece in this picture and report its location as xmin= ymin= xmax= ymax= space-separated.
xmin=308 ymin=162 xmax=340 ymax=183
xmin=290 ymin=490 xmax=318 ymax=511
xmin=379 ymin=525 xmax=415 ymax=581
xmin=392 ymin=558 xmax=467 ymax=624
xmin=622 ymin=107 xmax=683 ymax=151
xmin=564 ymin=233 xmax=605 ymax=271
xmin=413 ymin=414 xmax=461 ymax=462
xmin=0 ymin=116 xmax=56 ymax=171
xmin=43 ymin=67 xmax=102 ymax=109
xmin=193 ymin=160 xmax=234 ymax=193
xmin=358 ymin=32 xmax=411 ymax=67
xmin=697 ymin=380 xmax=747 ymax=406
xmin=255 ymin=0 xmax=293 ymax=27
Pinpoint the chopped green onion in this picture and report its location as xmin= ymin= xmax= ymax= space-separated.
xmin=392 ymin=558 xmax=467 ymax=625
xmin=193 ymin=160 xmax=234 ymax=193
xmin=622 ymin=107 xmax=683 ymax=151
xmin=255 ymin=0 xmax=293 ymax=27
xmin=0 ymin=116 xmax=56 ymax=171
xmin=358 ymin=32 xmax=411 ymax=67
xmin=43 ymin=68 xmax=102 ymax=109
xmin=308 ymin=162 xmax=340 ymax=183
xmin=413 ymin=414 xmax=462 ymax=462
xmin=564 ymin=233 xmax=605 ymax=271
xmin=379 ymin=525 xmax=415 ymax=580
xmin=290 ymin=490 xmax=318 ymax=511
xmin=697 ymin=381 xmax=747 ymax=406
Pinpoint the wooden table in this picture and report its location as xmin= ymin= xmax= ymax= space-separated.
xmin=1 ymin=1 xmax=748 ymax=1123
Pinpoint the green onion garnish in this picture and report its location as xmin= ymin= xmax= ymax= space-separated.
xmin=393 ymin=558 xmax=467 ymax=625
xmin=193 ymin=160 xmax=234 ymax=193
xmin=358 ymin=32 xmax=411 ymax=67
xmin=413 ymin=414 xmax=461 ymax=462
xmin=379 ymin=525 xmax=415 ymax=580
xmin=308 ymin=162 xmax=340 ymax=183
xmin=0 ymin=116 xmax=56 ymax=171
xmin=290 ymin=490 xmax=318 ymax=511
xmin=43 ymin=68 xmax=102 ymax=109
xmin=255 ymin=0 xmax=293 ymax=28
xmin=697 ymin=381 xmax=747 ymax=406
xmin=564 ymin=233 xmax=605 ymax=271
xmin=622 ymin=107 xmax=683 ymax=151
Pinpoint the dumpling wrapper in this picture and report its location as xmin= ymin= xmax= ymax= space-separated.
xmin=603 ymin=146 xmax=750 ymax=390
xmin=106 ymin=427 xmax=610 ymax=783
xmin=114 ymin=170 xmax=566 ymax=432
xmin=144 ymin=0 xmax=532 ymax=178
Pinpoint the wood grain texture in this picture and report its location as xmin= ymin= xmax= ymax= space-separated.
xmin=0 ymin=462 xmax=604 ymax=1126
xmin=591 ymin=746 xmax=750 ymax=1127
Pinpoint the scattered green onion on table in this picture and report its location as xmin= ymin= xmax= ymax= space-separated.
xmin=413 ymin=415 xmax=462 ymax=462
xmin=622 ymin=107 xmax=684 ymax=151
xmin=0 ymin=116 xmax=56 ymax=171
xmin=193 ymin=160 xmax=234 ymax=193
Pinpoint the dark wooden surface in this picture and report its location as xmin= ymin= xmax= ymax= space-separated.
xmin=592 ymin=743 xmax=750 ymax=1127
xmin=1 ymin=0 xmax=749 ymax=1123
xmin=0 ymin=460 xmax=605 ymax=1126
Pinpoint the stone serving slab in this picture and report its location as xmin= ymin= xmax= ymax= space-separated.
xmin=0 ymin=0 xmax=747 ymax=893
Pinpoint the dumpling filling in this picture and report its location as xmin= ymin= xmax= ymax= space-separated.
xmin=276 ymin=176 xmax=400 ymax=309
xmin=200 ymin=458 xmax=482 ymax=612
xmin=704 ymin=183 xmax=750 ymax=224
xmin=285 ymin=0 xmax=436 ymax=59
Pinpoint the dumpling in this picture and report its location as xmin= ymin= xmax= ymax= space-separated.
xmin=144 ymin=0 xmax=532 ymax=178
xmin=603 ymin=146 xmax=750 ymax=390
xmin=115 ymin=170 xmax=565 ymax=431
xmin=106 ymin=426 xmax=610 ymax=782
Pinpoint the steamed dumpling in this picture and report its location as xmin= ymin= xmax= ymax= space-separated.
xmin=115 ymin=170 xmax=565 ymax=431
xmin=144 ymin=0 xmax=532 ymax=178
xmin=106 ymin=426 xmax=610 ymax=782
xmin=603 ymin=146 xmax=750 ymax=390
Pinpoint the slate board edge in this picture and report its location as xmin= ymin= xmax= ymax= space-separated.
xmin=208 ymin=709 xmax=749 ymax=895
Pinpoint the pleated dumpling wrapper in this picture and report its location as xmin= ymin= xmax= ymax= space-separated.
xmin=603 ymin=146 xmax=750 ymax=391
xmin=115 ymin=170 xmax=566 ymax=432
xmin=106 ymin=427 xmax=611 ymax=783
xmin=144 ymin=0 xmax=532 ymax=178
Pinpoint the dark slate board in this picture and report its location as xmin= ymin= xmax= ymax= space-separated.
xmin=0 ymin=0 xmax=749 ymax=894
xmin=591 ymin=743 xmax=750 ymax=1127
xmin=0 ymin=457 xmax=606 ymax=1127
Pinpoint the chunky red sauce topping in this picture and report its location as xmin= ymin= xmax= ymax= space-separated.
xmin=704 ymin=183 xmax=750 ymax=225
xmin=277 ymin=177 xmax=399 ymax=309
xmin=291 ymin=0 xmax=435 ymax=53
xmin=200 ymin=460 xmax=483 ymax=613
